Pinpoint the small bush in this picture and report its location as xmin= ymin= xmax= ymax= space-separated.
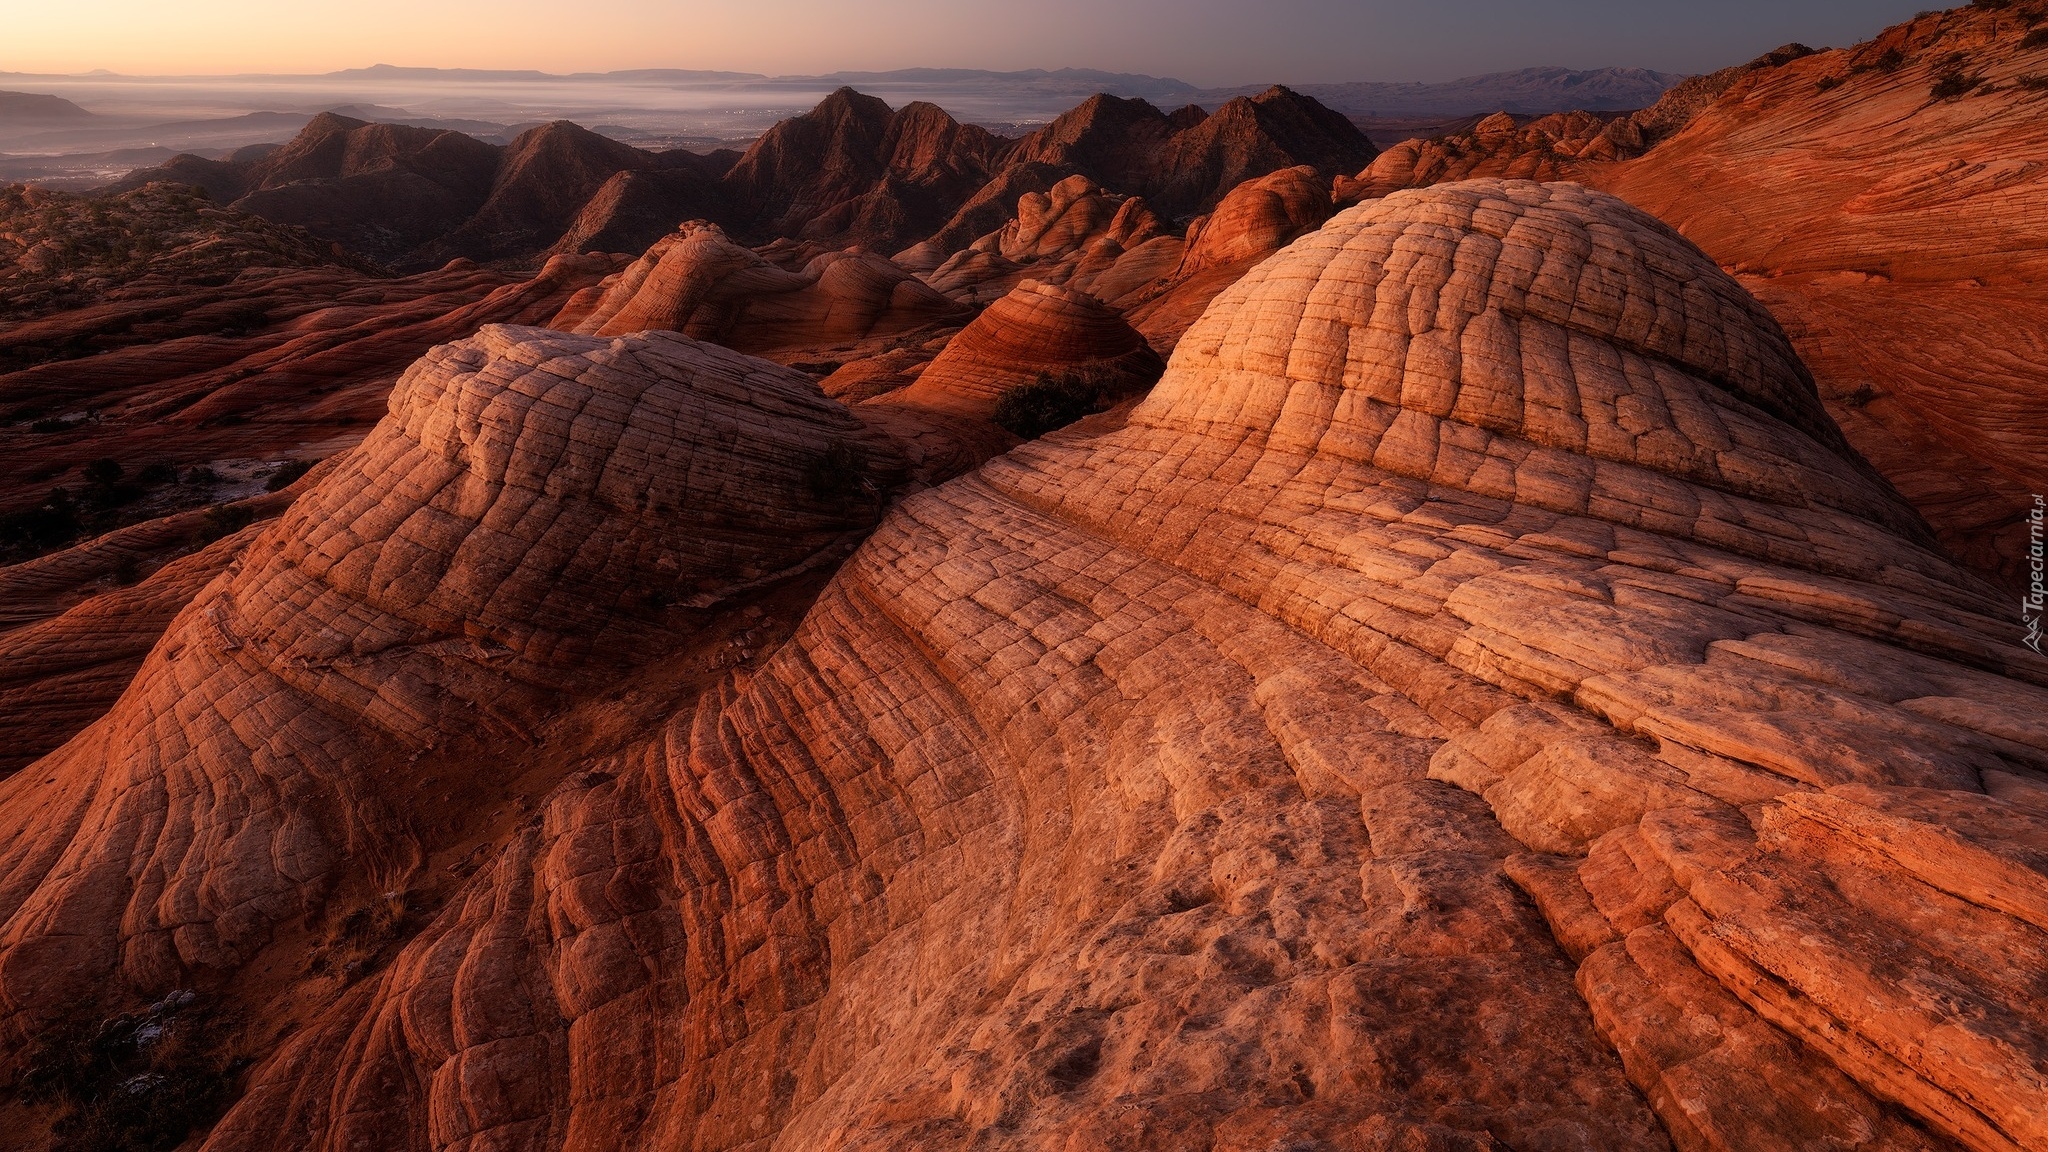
xmin=30 ymin=416 xmax=75 ymax=434
xmin=135 ymin=462 xmax=177 ymax=486
xmin=1932 ymin=71 xmax=1981 ymax=98
xmin=993 ymin=372 xmax=1104 ymax=440
xmin=1815 ymin=75 xmax=1844 ymax=92
xmin=83 ymin=458 xmax=123 ymax=487
xmin=2017 ymin=72 xmax=2048 ymax=88
xmin=182 ymin=465 xmax=219 ymax=486
xmin=22 ymin=992 xmax=245 ymax=1152
xmin=1974 ymin=0 xmax=2015 ymax=10
xmin=0 ymin=488 xmax=81 ymax=551
xmin=196 ymin=504 xmax=254 ymax=543
xmin=803 ymin=441 xmax=876 ymax=503
xmin=1856 ymin=47 xmax=1908 ymax=73
xmin=264 ymin=458 xmax=314 ymax=492
xmin=2025 ymin=26 xmax=2048 ymax=47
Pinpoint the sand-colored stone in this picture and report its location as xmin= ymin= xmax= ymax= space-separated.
xmin=883 ymin=279 xmax=1163 ymax=418
xmin=0 ymin=325 xmax=899 ymax=1051
xmin=563 ymin=221 xmax=965 ymax=353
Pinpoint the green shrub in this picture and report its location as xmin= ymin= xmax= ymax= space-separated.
xmin=0 ymin=488 xmax=81 ymax=551
xmin=196 ymin=504 xmax=254 ymax=543
xmin=993 ymin=372 xmax=1104 ymax=440
xmin=1931 ymin=71 xmax=1981 ymax=98
xmin=803 ymin=441 xmax=876 ymax=503
xmin=22 ymin=992 xmax=244 ymax=1152
xmin=264 ymin=458 xmax=314 ymax=492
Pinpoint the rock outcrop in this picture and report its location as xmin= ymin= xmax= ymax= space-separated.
xmin=718 ymin=89 xmax=1006 ymax=252
xmin=26 ymin=178 xmax=2024 ymax=1152
xmin=884 ymin=278 xmax=1163 ymax=416
xmin=561 ymin=222 xmax=966 ymax=354
xmin=0 ymin=253 xmax=620 ymax=554
xmin=1586 ymin=4 xmax=2048 ymax=587
xmin=1001 ymin=86 xmax=1376 ymax=223
xmin=1124 ymin=164 xmax=1336 ymax=347
xmin=116 ymin=114 xmax=738 ymax=271
xmin=916 ymin=174 xmax=1175 ymax=304
xmin=0 ymin=324 xmax=902 ymax=1059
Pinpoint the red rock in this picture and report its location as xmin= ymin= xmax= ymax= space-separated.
xmin=883 ymin=278 xmax=1162 ymax=417
xmin=563 ymin=221 xmax=965 ymax=353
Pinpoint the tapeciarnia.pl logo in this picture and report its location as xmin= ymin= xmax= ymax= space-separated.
xmin=2027 ymin=494 xmax=2045 ymax=655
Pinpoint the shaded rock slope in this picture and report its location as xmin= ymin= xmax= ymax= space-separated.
xmin=1587 ymin=3 xmax=2048 ymax=588
xmin=117 ymin=113 xmax=739 ymax=271
xmin=3 ymin=180 xmax=2039 ymax=1151
xmin=1336 ymin=3 xmax=2048 ymax=589
xmin=117 ymin=86 xmax=1374 ymax=274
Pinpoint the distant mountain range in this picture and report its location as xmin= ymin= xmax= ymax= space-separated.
xmin=2 ymin=64 xmax=1686 ymax=119
xmin=318 ymin=64 xmax=1689 ymax=117
xmin=0 ymin=90 xmax=93 ymax=123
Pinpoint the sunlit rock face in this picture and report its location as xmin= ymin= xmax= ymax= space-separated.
xmin=0 ymin=324 xmax=898 ymax=1059
xmin=105 ymin=180 xmax=2042 ymax=1152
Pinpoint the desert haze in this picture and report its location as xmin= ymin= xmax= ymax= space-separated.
xmin=0 ymin=3 xmax=2045 ymax=1152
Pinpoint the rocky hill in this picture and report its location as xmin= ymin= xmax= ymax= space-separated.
xmin=0 ymin=91 xmax=93 ymax=124
xmin=116 ymin=86 xmax=1374 ymax=273
xmin=1584 ymin=5 xmax=2048 ymax=589
xmin=1329 ymin=5 xmax=2048 ymax=590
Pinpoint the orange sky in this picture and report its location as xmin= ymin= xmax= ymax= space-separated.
xmin=4 ymin=0 xmax=1932 ymax=86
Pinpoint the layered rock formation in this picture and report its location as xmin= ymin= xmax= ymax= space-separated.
xmin=919 ymin=165 xmax=1338 ymax=354
xmin=1581 ymin=6 xmax=2048 ymax=587
xmin=0 ymin=178 xmax=2025 ymax=1150
xmin=561 ymin=222 xmax=965 ymax=355
xmin=1123 ymin=164 xmax=1336 ymax=347
xmin=718 ymin=89 xmax=1006 ymax=251
xmin=0 ymin=253 xmax=619 ymax=544
xmin=915 ymin=174 xmax=1177 ymax=304
xmin=0 ymin=324 xmax=902 ymax=1061
xmin=117 ymin=86 xmax=1373 ymax=277
xmin=884 ymin=279 xmax=1163 ymax=417
xmin=1344 ymin=46 xmax=1819 ymax=203
xmin=117 ymin=113 xmax=738 ymax=271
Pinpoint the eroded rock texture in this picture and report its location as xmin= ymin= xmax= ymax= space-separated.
xmin=107 ymin=179 xmax=2043 ymax=1152
xmin=1586 ymin=6 xmax=2048 ymax=586
xmin=0 ymin=325 xmax=898 ymax=1049
xmin=886 ymin=279 xmax=1163 ymax=418
xmin=562 ymin=222 xmax=964 ymax=354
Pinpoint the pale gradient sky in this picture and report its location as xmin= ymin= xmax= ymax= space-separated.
xmin=6 ymin=0 xmax=1935 ymax=86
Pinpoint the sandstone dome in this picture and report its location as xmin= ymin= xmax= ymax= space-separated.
xmin=888 ymin=278 xmax=1164 ymax=417
xmin=0 ymin=324 xmax=898 ymax=1044
xmin=561 ymin=222 xmax=965 ymax=352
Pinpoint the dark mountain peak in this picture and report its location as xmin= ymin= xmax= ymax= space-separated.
xmin=1167 ymin=104 xmax=1209 ymax=132
xmin=812 ymin=86 xmax=897 ymax=131
xmin=297 ymin=110 xmax=370 ymax=137
xmin=502 ymin=119 xmax=647 ymax=169
xmin=0 ymin=91 xmax=93 ymax=123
